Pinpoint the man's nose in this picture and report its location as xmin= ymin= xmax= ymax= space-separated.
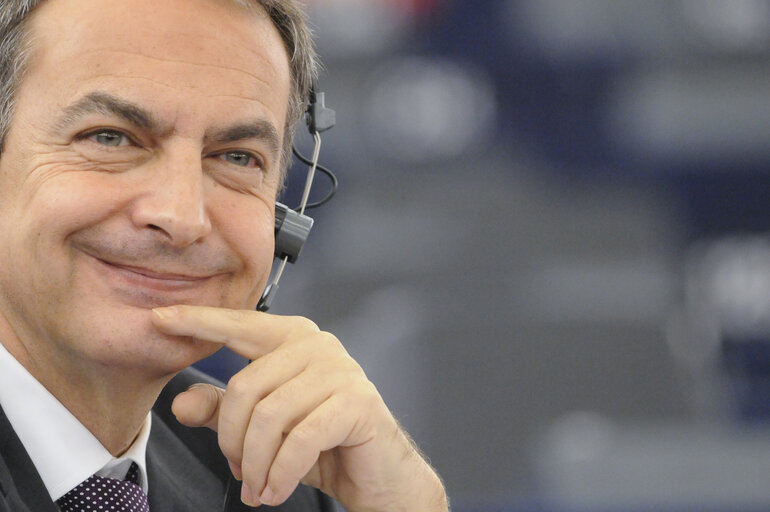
xmin=130 ymin=152 xmax=213 ymax=247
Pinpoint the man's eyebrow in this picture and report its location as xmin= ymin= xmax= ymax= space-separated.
xmin=205 ymin=120 xmax=282 ymax=159
xmin=55 ymin=91 xmax=282 ymax=158
xmin=54 ymin=91 xmax=164 ymax=133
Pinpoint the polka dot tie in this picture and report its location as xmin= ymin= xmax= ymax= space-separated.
xmin=56 ymin=462 xmax=150 ymax=512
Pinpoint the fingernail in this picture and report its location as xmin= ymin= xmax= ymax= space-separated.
xmin=241 ymin=483 xmax=259 ymax=506
xmin=260 ymin=486 xmax=275 ymax=506
xmin=152 ymin=306 xmax=178 ymax=320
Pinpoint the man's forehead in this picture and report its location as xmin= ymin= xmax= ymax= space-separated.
xmin=26 ymin=0 xmax=290 ymax=109
xmin=33 ymin=0 xmax=279 ymax=60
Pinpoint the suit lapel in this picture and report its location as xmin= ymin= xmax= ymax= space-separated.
xmin=146 ymin=411 xmax=225 ymax=511
xmin=0 ymin=405 xmax=59 ymax=512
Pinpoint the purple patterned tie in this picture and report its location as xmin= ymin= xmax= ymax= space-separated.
xmin=56 ymin=461 xmax=149 ymax=512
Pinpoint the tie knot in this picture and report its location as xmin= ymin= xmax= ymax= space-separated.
xmin=125 ymin=461 xmax=141 ymax=485
xmin=56 ymin=462 xmax=149 ymax=512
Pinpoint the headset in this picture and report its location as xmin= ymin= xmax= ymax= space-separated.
xmin=255 ymin=88 xmax=337 ymax=312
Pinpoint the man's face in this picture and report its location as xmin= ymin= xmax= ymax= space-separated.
xmin=0 ymin=0 xmax=290 ymax=376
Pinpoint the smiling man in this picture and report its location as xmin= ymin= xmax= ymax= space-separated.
xmin=0 ymin=1 xmax=448 ymax=511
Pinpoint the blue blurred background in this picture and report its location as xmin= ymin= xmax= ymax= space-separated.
xmin=196 ymin=0 xmax=770 ymax=510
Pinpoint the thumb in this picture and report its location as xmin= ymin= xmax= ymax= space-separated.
xmin=171 ymin=383 xmax=224 ymax=431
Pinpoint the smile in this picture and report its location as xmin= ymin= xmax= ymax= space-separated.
xmin=92 ymin=256 xmax=217 ymax=293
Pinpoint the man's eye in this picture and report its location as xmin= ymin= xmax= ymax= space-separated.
xmin=88 ymin=130 xmax=129 ymax=147
xmin=220 ymin=151 xmax=261 ymax=168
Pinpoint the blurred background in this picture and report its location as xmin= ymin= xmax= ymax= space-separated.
xmin=196 ymin=0 xmax=770 ymax=510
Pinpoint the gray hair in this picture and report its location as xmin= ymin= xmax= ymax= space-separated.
xmin=0 ymin=0 xmax=319 ymax=174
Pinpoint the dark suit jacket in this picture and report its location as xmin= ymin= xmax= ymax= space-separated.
xmin=0 ymin=367 xmax=342 ymax=511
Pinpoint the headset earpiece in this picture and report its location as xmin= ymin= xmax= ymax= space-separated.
xmin=307 ymin=90 xmax=336 ymax=134
xmin=273 ymin=202 xmax=313 ymax=263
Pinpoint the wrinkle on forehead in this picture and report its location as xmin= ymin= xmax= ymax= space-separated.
xmin=67 ymin=49 xmax=276 ymax=92
xmin=28 ymin=0 xmax=288 ymax=82
xmin=73 ymin=49 xmax=276 ymax=90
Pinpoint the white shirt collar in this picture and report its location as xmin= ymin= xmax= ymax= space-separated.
xmin=0 ymin=341 xmax=151 ymax=500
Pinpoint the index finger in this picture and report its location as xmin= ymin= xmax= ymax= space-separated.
xmin=151 ymin=305 xmax=318 ymax=359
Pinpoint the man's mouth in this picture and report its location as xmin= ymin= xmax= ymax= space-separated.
xmin=71 ymin=237 xmax=236 ymax=307
xmin=101 ymin=260 xmax=209 ymax=281
xmin=92 ymin=257 xmax=217 ymax=293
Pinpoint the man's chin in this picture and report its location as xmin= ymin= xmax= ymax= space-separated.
xmin=72 ymin=308 xmax=215 ymax=377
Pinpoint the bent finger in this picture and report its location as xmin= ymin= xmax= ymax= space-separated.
xmin=216 ymin=348 xmax=309 ymax=469
xmin=171 ymin=383 xmax=224 ymax=431
xmin=238 ymin=366 xmax=353 ymax=499
xmin=260 ymin=395 xmax=357 ymax=506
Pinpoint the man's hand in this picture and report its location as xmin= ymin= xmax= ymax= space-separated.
xmin=151 ymin=305 xmax=448 ymax=511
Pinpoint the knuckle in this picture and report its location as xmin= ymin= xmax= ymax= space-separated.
xmin=341 ymin=354 xmax=364 ymax=374
xmin=229 ymin=308 xmax=253 ymax=324
xmin=285 ymin=422 xmax=318 ymax=452
xmin=353 ymin=381 xmax=384 ymax=411
xmin=199 ymin=384 xmax=223 ymax=406
xmin=365 ymin=388 xmax=385 ymax=413
xmin=329 ymin=357 xmax=366 ymax=386
xmin=317 ymin=330 xmax=341 ymax=349
xmin=304 ymin=331 xmax=347 ymax=362
xmin=226 ymin=373 xmax=251 ymax=397
xmin=250 ymin=398 xmax=282 ymax=426
xmin=288 ymin=315 xmax=319 ymax=334
xmin=264 ymin=346 xmax=294 ymax=368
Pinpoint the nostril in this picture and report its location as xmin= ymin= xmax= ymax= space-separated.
xmin=148 ymin=224 xmax=163 ymax=231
